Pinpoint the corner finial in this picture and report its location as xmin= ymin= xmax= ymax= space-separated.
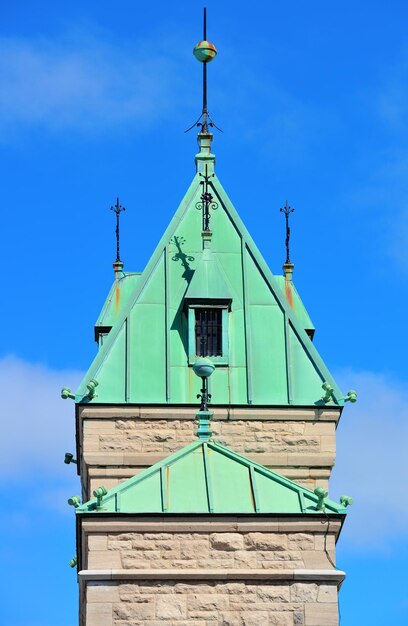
xmin=185 ymin=8 xmax=222 ymax=135
xmin=280 ymin=200 xmax=295 ymax=279
xmin=110 ymin=197 xmax=126 ymax=275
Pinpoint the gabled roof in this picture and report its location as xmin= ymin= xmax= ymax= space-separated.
xmin=76 ymin=439 xmax=347 ymax=516
xmin=184 ymin=246 xmax=232 ymax=302
xmin=75 ymin=134 xmax=344 ymax=406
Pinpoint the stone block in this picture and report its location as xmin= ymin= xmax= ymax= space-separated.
xmin=88 ymin=550 xmax=122 ymax=569
xmin=305 ymin=602 xmax=338 ymax=625
xmin=290 ymin=583 xmax=318 ymax=602
xmin=210 ymin=533 xmax=244 ymax=551
xmin=303 ymin=550 xmax=333 ymax=569
xmin=156 ymin=594 xmax=187 ymax=618
xmin=188 ymin=593 xmax=229 ymax=611
xmin=86 ymin=602 xmax=112 ymax=626
xmin=317 ymin=585 xmax=338 ymax=603
xmin=83 ymin=434 xmax=100 ymax=452
xmin=294 ymin=611 xmax=305 ymax=625
xmin=287 ymin=533 xmax=315 ymax=551
xmin=240 ymin=611 xmax=269 ymax=626
xmin=87 ymin=583 xmax=120 ymax=603
xmin=88 ymin=535 xmax=108 ymax=551
xmin=113 ymin=601 xmax=155 ymax=621
xmin=320 ymin=436 xmax=336 ymax=452
xmin=84 ymin=420 xmax=116 ymax=433
xmin=257 ymin=584 xmax=290 ymax=602
xmin=218 ymin=611 xmax=240 ymax=626
xmin=246 ymin=533 xmax=287 ymax=551
xmin=268 ymin=612 xmax=293 ymax=625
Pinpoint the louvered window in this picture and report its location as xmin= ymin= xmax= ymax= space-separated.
xmin=195 ymin=308 xmax=222 ymax=357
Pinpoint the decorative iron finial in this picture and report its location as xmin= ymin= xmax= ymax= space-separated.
xmin=280 ymin=200 xmax=295 ymax=264
xmin=110 ymin=197 xmax=126 ymax=262
xmin=197 ymin=376 xmax=211 ymax=412
xmin=185 ymin=8 xmax=222 ymax=134
xmin=196 ymin=164 xmax=218 ymax=231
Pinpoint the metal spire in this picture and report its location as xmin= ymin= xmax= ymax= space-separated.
xmin=110 ymin=197 xmax=125 ymax=263
xmin=196 ymin=163 xmax=218 ymax=231
xmin=280 ymin=200 xmax=295 ymax=264
xmin=185 ymin=8 xmax=221 ymax=134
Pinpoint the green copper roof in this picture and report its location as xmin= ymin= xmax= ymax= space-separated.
xmin=75 ymin=134 xmax=344 ymax=406
xmin=184 ymin=245 xmax=232 ymax=302
xmin=95 ymin=272 xmax=141 ymax=330
xmin=275 ymin=275 xmax=315 ymax=336
xmin=76 ymin=439 xmax=347 ymax=515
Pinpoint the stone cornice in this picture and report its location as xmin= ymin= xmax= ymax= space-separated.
xmin=78 ymin=568 xmax=346 ymax=585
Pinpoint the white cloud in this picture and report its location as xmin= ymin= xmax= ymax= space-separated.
xmin=330 ymin=369 xmax=408 ymax=548
xmin=0 ymin=30 xmax=185 ymax=135
xmin=0 ymin=355 xmax=82 ymax=479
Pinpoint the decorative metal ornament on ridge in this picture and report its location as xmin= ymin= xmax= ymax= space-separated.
xmin=110 ymin=197 xmax=126 ymax=263
xmin=196 ymin=163 xmax=218 ymax=231
xmin=185 ymin=8 xmax=222 ymax=134
xmin=280 ymin=199 xmax=295 ymax=264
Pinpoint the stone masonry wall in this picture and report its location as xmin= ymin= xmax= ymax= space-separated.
xmin=86 ymin=531 xmax=336 ymax=571
xmin=85 ymin=580 xmax=339 ymax=626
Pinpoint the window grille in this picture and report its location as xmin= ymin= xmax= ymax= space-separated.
xmin=195 ymin=308 xmax=222 ymax=357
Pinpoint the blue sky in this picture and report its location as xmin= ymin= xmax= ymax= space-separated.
xmin=0 ymin=1 xmax=407 ymax=624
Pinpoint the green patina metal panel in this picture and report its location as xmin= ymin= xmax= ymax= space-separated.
xmin=228 ymin=366 xmax=248 ymax=404
xmin=130 ymin=304 xmax=166 ymax=402
xmin=275 ymin=275 xmax=315 ymax=335
xmin=95 ymin=273 xmax=141 ymax=330
xmin=94 ymin=324 xmax=126 ymax=402
xmin=166 ymin=447 xmax=208 ymax=512
xmin=255 ymin=469 xmax=301 ymax=513
xmin=228 ymin=307 xmax=246 ymax=366
xmin=207 ymin=367 xmax=230 ymax=405
xmin=120 ymin=470 xmax=163 ymax=513
xmin=245 ymin=249 xmax=287 ymax=403
xmin=249 ymin=305 xmax=288 ymax=404
xmin=288 ymin=323 xmax=325 ymax=405
xmin=208 ymin=448 xmax=255 ymax=513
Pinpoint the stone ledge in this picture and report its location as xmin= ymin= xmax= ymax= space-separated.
xmin=82 ymin=517 xmax=343 ymax=535
xmin=79 ymin=406 xmax=341 ymax=422
xmin=83 ymin=451 xmax=335 ymax=468
xmin=78 ymin=568 xmax=345 ymax=584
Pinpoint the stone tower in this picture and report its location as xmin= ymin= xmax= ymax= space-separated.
xmin=65 ymin=16 xmax=354 ymax=626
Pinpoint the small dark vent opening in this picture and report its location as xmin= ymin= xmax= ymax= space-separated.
xmin=195 ymin=308 xmax=222 ymax=357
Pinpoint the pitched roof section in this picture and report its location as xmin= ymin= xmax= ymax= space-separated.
xmin=184 ymin=245 xmax=232 ymax=302
xmin=75 ymin=134 xmax=344 ymax=406
xmin=275 ymin=275 xmax=315 ymax=337
xmin=76 ymin=439 xmax=347 ymax=516
xmin=95 ymin=272 xmax=141 ymax=330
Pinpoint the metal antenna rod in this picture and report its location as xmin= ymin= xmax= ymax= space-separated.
xmin=110 ymin=197 xmax=126 ymax=262
xmin=280 ymin=200 xmax=295 ymax=264
xmin=202 ymin=8 xmax=208 ymax=131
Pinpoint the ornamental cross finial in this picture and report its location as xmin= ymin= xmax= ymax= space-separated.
xmin=280 ymin=200 xmax=295 ymax=264
xmin=196 ymin=164 xmax=218 ymax=231
xmin=110 ymin=197 xmax=126 ymax=262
